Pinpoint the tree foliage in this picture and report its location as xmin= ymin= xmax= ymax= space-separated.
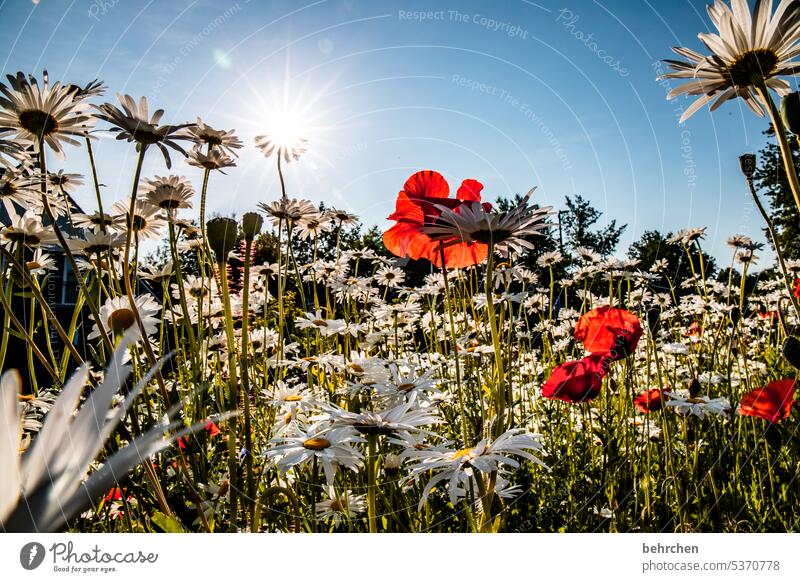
xmin=752 ymin=127 xmax=800 ymax=259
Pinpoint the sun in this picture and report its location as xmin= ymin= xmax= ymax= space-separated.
xmin=254 ymin=111 xmax=309 ymax=163
xmin=266 ymin=114 xmax=308 ymax=151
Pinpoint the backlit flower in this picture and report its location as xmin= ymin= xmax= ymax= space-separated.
xmin=404 ymin=429 xmax=546 ymax=509
xmin=89 ymin=294 xmax=161 ymax=341
xmin=315 ymin=487 xmax=366 ymax=526
xmin=258 ymin=197 xmax=317 ymax=226
xmin=664 ymin=392 xmax=730 ymax=418
xmin=573 ymin=306 xmax=643 ymax=360
xmin=0 ymin=168 xmax=38 ymax=215
xmin=266 ymin=422 xmax=364 ymax=484
xmin=254 ymin=131 xmax=307 ymax=163
xmin=541 ymin=354 xmax=608 ymax=403
xmin=738 ymin=379 xmax=795 ymax=423
xmin=141 ymin=174 xmax=194 ymax=212
xmin=0 ymin=71 xmax=93 ymax=155
xmin=186 ymin=146 xmax=236 ymax=172
xmin=93 ymin=94 xmax=193 ymax=168
xmin=321 ymin=399 xmax=441 ymax=437
xmin=634 ymin=388 xmax=666 ymax=413
xmin=383 ymin=170 xmax=490 ymax=269
xmin=47 ymin=170 xmax=83 ymax=195
xmin=111 ymin=198 xmax=166 ymax=240
xmin=187 ymin=118 xmax=242 ymax=156
xmin=0 ymin=209 xmax=58 ymax=249
xmin=422 ymin=189 xmax=552 ymax=257
xmin=660 ymin=0 xmax=800 ymax=122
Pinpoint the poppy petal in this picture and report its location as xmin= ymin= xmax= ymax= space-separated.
xmin=456 ymin=179 xmax=483 ymax=201
xmin=739 ymin=379 xmax=795 ymax=423
xmin=403 ymin=170 xmax=449 ymax=198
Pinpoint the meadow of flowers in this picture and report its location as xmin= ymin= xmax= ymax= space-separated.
xmin=1 ymin=0 xmax=800 ymax=535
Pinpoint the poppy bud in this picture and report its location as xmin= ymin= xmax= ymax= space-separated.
xmin=729 ymin=306 xmax=741 ymax=326
xmin=765 ymin=423 xmax=782 ymax=448
xmin=108 ymin=307 xmax=136 ymax=337
xmin=241 ymin=212 xmax=263 ymax=241
xmin=206 ymin=217 xmax=239 ymax=263
xmin=738 ymin=153 xmax=757 ymax=179
xmin=688 ymin=378 xmax=701 ymax=398
xmin=783 ymin=336 xmax=800 ymax=370
xmin=781 ymin=92 xmax=800 ymax=134
xmin=646 ymin=307 xmax=661 ymax=337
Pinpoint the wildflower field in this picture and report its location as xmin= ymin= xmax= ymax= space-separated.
xmin=2 ymin=0 xmax=800 ymax=535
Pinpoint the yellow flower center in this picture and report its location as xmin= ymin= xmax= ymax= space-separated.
xmin=329 ymin=498 xmax=348 ymax=512
xmin=727 ymin=49 xmax=779 ymax=86
xmin=18 ymin=109 xmax=59 ymax=136
xmin=303 ymin=437 xmax=331 ymax=450
xmin=471 ymin=228 xmax=513 ymax=245
xmin=284 ymin=395 xmax=302 ymax=402
xmin=108 ymin=308 xmax=136 ymax=335
xmin=453 ymin=447 xmax=473 ymax=459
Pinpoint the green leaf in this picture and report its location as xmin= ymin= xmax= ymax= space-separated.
xmin=151 ymin=511 xmax=186 ymax=533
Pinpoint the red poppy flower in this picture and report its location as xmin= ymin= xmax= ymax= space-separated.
xmin=634 ymin=388 xmax=666 ymax=413
xmin=794 ymin=278 xmax=800 ymax=299
xmin=383 ymin=170 xmax=491 ymax=269
xmin=738 ymin=379 xmax=795 ymax=423
xmin=542 ymin=354 xmax=609 ymax=403
xmin=178 ymin=420 xmax=221 ymax=448
xmin=684 ymin=321 xmax=702 ymax=337
xmin=104 ymin=487 xmax=124 ymax=502
xmin=757 ymin=309 xmax=779 ymax=320
xmin=573 ymin=306 xmax=643 ymax=360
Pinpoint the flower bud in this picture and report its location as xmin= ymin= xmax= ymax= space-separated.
xmin=108 ymin=307 xmax=136 ymax=336
xmin=783 ymin=335 xmax=800 ymax=370
xmin=781 ymin=91 xmax=800 ymax=134
xmin=241 ymin=212 xmax=263 ymax=241
xmin=729 ymin=306 xmax=741 ymax=326
xmin=206 ymin=217 xmax=239 ymax=263
xmin=738 ymin=153 xmax=756 ymax=180
xmin=688 ymin=378 xmax=701 ymax=398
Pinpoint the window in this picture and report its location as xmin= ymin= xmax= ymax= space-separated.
xmin=61 ymin=256 xmax=79 ymax=305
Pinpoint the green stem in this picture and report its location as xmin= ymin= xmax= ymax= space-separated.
xmin=218 ymin=260 xmax=241 ymax=531
xmin=85 ymin=136 xmax=106 ymax=232
xmin=755 ymin=81 xmax=800 ymax=216
xmin=439 ymin=244 xmax=470 ymax=446
xmin=743 ymin=175 xmax=800 ymax=322
xmin=168 ymin=221 xmax=200 ymax=378
xmin=485 ymin=245 xmax=506 ymax=437
xmin=367 ymin=434 xmax=379 ymax=533
xmin=241 ymin=236 xmax=256 ymax=530
xmin=120 ymin=146 xmax=172 ymax=405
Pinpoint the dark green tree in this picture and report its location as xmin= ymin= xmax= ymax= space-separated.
xmin=752 ymin=127 xmax=800 ymax=259
xmin=560 ymin=194 xmax=626 ymax=257
xmin=627 ymin=229 xmax=717 ymax=294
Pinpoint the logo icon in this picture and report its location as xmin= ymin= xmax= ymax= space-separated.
xmin=20 ymin=542 xmax=46 ymax=570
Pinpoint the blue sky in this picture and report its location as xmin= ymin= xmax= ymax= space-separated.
xmin=0 ymin=0 xmax=783 ymax=263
